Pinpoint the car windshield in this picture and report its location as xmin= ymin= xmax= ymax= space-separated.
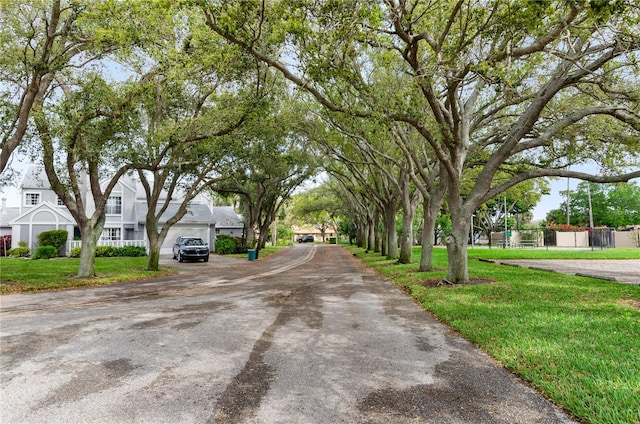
xmin=184 ymin=238 xmax=204 ymax=246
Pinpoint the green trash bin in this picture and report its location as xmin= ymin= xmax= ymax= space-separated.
xmin=248 ymin=249 xmax=257 ymax=261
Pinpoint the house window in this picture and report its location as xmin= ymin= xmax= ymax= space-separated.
xmin=57 ymin=198 xmax=65 ymax=206
xmin=105 ymin=196 xmax=122 ymax=215
xmin=25 ymin=192 xmax=40 ymax=206
xmin=101 ymin=228 xmax=121 ymax=241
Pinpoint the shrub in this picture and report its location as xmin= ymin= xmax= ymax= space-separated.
xmin=116 ymin=245 xmax=146 ymax=257
xmin=215 ymin=234 xmax=236 ymax=255
xmin=95 ymin=246 xmax=117 ymax=257
xmin=18 ymin=240 xmax=28 ymax=248
xmin=69 ymin=247 xmax=82 ymax=258
xmin=38 ymin=230 xmax=68 ymax=251
xmin=68 ymin=245 xmax=146 ymax=258
xmin=32 ymin=245 xmax=57 ymax=260
xmin=7 ymin=247 xmax=30 ymax=257
xmin=234 ymin=236 xmax=247 ymax=253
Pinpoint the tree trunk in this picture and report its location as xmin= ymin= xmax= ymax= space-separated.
xmin=446 ymin=212 xmax=471 ymax=283
xmin=146 ymin=230 xmax=163 ymax=271
xmin=147 ymin=248 xmax=161 ymax=271
xmin=257 ymin=213 xmax=273 ymax=249
xmin=419 ymin=198 xmax=439 ymax=272
xmin=243 ymin=203 xmax=256 ymax=248
xmin=398 ymin=207 xmax=416 ymax=264
xmin=356 ymin=224 xmax=366 ymax=248
xmin=77 ymin=221 xmax=103 ymax=278
xmin=383 ymin=202 xmax=398 ymax=259
xmin=367 ymin=215 xmax=376 ymax=253
xmin=376 ymin=214 xmax=383 ymax=254
xmin=398 ymin=179 xmax=419 ymax=264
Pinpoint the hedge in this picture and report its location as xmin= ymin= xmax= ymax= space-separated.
xmin=215 ymin=234 xmax=236 ymax=255
xmin=37 ymin=230 xmax=68 ymax=251
xmin=32 ymin=246 xmax=58 ymax=260
xmin=7 ymin=247 xmax=30 ymax=257
xmin=69 ymin=245 xmax=147 ymax=258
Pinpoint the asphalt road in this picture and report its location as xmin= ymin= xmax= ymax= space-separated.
xmin=1 ymin=245 xmax=577 ymax=423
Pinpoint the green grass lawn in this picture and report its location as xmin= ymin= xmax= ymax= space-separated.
xmin=0 ymin=257 xmax=176 ymax=294
xmin=0 ymin=246 xmax=288 ymax=293
xmin=349 ymin=246 xmax=640 ymax=424
xmin=467 ymin=246 xmax=640 ymax=260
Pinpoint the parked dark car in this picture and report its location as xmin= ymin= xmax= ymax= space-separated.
xmin=173 ymin=236 xmax=209 ymax=262
xmin=298 ymin=235 xmax=314 ymax=243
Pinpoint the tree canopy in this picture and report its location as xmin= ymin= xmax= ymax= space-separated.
xmin=2 ymin=1 xmax=639 ymax=283
xmin=203 ymin=0 xmax=640 ymax=282
xmin=546 ymin=181 xmax=640 ymax=228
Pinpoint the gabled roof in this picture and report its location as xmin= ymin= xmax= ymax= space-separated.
xmin=21 ymin=165 xmax=138 ymax=195
xmin=211 ymin=206 xmax=244 ymax=228
xmin=103 ymin=173 xmax=137 ymax=196
xmin=0 ymin=207 xmax=21 ymax=227
xmin=134 ymin=202 xmax=215 ymax=225
xmin=21 ymin=166 xmax=50 ymax=189
xmin=9 ymin=201 xmax=75 ymax=225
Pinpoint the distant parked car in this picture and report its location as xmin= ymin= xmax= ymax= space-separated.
xmin=173 ymin=236 xmax=209 ymax=262
xmin=298 ymin=235 xmax=314 ymax=243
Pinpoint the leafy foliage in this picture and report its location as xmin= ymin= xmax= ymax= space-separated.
xmin=547 ymin=181 xmax=640 ymax=227
xmin=202 ymin=0 xmax=640 ymax=283
xmin=37 ymin=230 xmax=68 ymax=251
xmin=32 ymin=246 xmax=58 ymax=260
xmin=115 ymin=246 xmax=147 ymax=257
xmin=0 ymin=235 xmax=11 ymax=256
xmin=214 ymin=234 xmax=236 ymax=255
xmin=7 ymin=247 xmax=30 ymax=257
xmin=68 ymin=245 xmax=146 ymax=258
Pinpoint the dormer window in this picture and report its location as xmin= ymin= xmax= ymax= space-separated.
xmin=25 ymin=192 xmax=40 ymax=206
xmin=105 ymin=196 xmax=122 ymax=215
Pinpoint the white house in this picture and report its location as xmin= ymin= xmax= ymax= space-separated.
xmin=0 ymin=166 xmax=244 ymax=255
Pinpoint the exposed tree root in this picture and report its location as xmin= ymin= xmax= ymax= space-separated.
xmin=437 ymin=279 xmax=456 ymax=287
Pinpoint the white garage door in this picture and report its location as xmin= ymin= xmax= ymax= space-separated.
xmin=161 ymin=225 xmax=210 ymax=255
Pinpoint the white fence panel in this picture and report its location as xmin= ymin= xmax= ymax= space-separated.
xmin=68 ymin=239 xmax=148 ymax=252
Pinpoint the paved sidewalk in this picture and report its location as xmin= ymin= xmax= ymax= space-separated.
xmin=494 ymin=259 xmax=640 ymax=285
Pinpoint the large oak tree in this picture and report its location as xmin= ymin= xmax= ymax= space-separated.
xmin=202 ymin=0 xmax=640 ymax=282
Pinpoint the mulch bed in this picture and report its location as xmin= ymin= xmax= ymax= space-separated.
xmin=413 ymin=277 xmax=495 ymax=288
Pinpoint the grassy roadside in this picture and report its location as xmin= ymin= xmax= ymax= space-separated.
xmin=0 ymin=246 xmax=288 ymax=294
xmin=0 ymin=257 xmax=177 ymax=294
xmin=467 ymin=246 xmax=640 ymax=260
xmin=348 ymin=246 xmax=640 ymax=424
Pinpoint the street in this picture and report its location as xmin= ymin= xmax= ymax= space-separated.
xmin=1 ymin=245 xmax=575 ymax=423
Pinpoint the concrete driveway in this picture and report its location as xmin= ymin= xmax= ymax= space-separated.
xmin=1 ymin=245 xmax=576 ymax=423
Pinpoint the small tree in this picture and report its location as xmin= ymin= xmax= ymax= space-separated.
xmin=0 ymin=235 xmax=11 ymax=256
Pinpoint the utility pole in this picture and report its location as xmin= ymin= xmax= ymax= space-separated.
xmin=470 ymin=214 xmax=474 ymax=248
xmin=566 ymin=176 xmax=571 ymax=225
xmin=504 ymin=196 xmax=508 ymax=248
xmin=587 ymin=184 xmax=594 ymax=229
